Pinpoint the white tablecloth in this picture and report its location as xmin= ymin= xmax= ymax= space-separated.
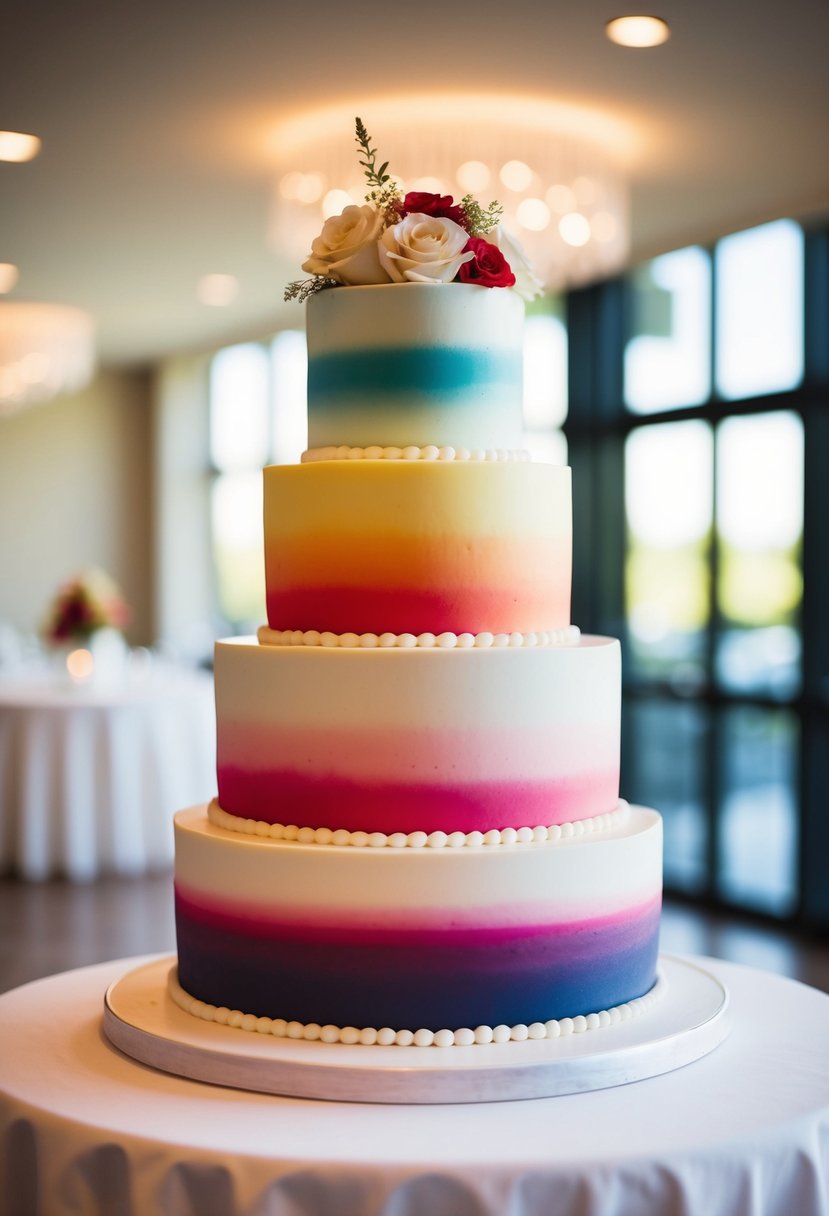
xmin=0 ymin=668 xmax=215 ymax=880
xmin=0 ymin=955 xmax=827 ymax=1216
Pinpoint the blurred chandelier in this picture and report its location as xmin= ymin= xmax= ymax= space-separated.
xmin=270 ymin=96 xmax=634 ymax=292
xmin=0 ymin=301 xmax=95 ymax=417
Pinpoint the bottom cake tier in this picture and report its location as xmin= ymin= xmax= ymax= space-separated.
xmin=174 ymin=804 xmax=662 ymax=1035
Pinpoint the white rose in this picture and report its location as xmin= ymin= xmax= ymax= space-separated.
xmin=488 ymin=225 xmax=545 ymax=301
xmin=302 ymin=205 xmax=390 ymax=285
xmin=378 ymin=213 xmax=474 ymax=284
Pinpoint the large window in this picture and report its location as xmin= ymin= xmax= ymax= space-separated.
xmin=208 ymin=332 xmax=307 ymax=629
xmin=568 ymin=218 xmax=829 ymax=930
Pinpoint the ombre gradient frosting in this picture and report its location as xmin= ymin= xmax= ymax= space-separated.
xmin=264 ymin=461 xmax=572 ymax=636
xmin=215 ymin=636 xmax=621 ymax=836
xmin=306 ymin=283 xmax=525 ymax=451
xmin=172 ymin=279 xmax=665 ymax=1044
xmin=174 ymin=806 xmax=662 ymax=1031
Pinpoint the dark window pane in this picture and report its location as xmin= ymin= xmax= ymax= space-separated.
xmin=625 ymin=700 xmax=708 ymax=894
xmin=718 ymin=708 xmax=798 ymax=917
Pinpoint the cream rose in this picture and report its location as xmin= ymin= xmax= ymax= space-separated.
xmin=302 ymin=205 xmax=390 ymax=285
xmin=378 ymin=213 xmax=474 ymax=284
xmin=487 ymin=225 xmax=545 ymax=301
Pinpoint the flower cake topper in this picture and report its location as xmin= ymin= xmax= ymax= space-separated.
xmin=285 ymin=118 xmax=543 ymax=302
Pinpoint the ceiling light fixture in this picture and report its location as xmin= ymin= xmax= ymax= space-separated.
xmin=0 ymin=131 xmax=42 ymax=163
xmin=269 ymin=96 xmax=636 ymax=292
xmin=605 ymin=16 xmax=670 ymax=48
xmin=0 ymin=302 xmax=95 ymax=418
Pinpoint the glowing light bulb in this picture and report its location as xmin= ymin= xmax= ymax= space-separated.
xmin=322 ymin=188 xmax=356 ymax=218
xmin=295 ymin=172 xmax=325 ymax=203
xmin=605 ymin=15 xmax=670 ymax=47
xmin=500 ymin=160 xmax=534 ymax=192
xmin=516 ymin=198 xmax=551 ymax=232
xmin=546 ymin=184 xmax=577 ymax=213
xmin=67 ymin=648 xmax=94 ymax=682
xmin=559 ymin=212 xmax=591 ymax=247
xmin=456 ymin=161 xmax=491 ymax=193
xmin=0 ymin=131 xmax=41 ymax=162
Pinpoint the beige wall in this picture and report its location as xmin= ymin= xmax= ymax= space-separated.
xmin=0 ymin=368 xmax=154 ymax=645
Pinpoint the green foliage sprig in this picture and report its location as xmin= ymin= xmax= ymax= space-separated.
xmin=460 ymin=194 xmax=504 ymax=237
xmin=355 ymin=117 xmax=402 ymax=219
xmin=355 ymin=116 xmax=391 ymax=189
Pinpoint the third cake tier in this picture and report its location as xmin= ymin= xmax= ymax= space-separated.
xmin=215 ymin=635 xmax=620 ymax=836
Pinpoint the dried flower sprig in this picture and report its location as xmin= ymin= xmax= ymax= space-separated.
xmin=460 ymin=195 xmax=504 ymax=237
xmin=283 ymin=276 xmax=339 ymax=303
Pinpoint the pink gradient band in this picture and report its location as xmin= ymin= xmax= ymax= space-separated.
xmin=216 ymin=766 xmax=620 ymax=835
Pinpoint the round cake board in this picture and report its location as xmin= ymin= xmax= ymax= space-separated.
xmin=103 ymin=954 xmax=728 ymax=1105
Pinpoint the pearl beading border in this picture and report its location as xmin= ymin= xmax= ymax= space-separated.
xmin=257 ymin=625 xmax=581 ymax=650
xmin=207 ymin=798 xmax=630 ymax=849
xmin=168 ymin=967 xmax=666 ymax=1048
xmin=302 ymin=445 xmax=530 ymax=464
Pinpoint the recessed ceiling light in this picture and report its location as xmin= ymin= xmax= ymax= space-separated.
xmin=0 ymin=131 xmax=42 ymax=163
xmin=606 ymin=15 xmax=670 ymax=47
xmin=197 ymin=274 xmax=239 ymax=306
xmin=0 ymin=264 xmax=19 ymax=293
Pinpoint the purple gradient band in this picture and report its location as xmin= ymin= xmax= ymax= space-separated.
xmin=175 ymin=890 xmax=661 ymax=1030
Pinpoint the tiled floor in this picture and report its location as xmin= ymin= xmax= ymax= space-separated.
xmin=1 ymin=873 xmax=828 ymax=997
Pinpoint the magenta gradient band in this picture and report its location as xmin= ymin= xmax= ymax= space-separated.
xmin=215 ymin=767 xmax=620 ymax=835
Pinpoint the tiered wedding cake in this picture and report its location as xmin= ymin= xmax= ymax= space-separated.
xmin=170 ymin=123 xmax=662 ymax=1048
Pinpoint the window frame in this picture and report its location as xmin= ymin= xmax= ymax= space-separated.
xmin=566 ymin=222 xmax=829 ymax=932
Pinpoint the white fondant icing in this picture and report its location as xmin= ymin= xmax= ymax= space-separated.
xmin=175 ymin=806 xmax=662 ymax=923
xmin=207 ymin=798 xmax=631 ymax=849
xmin=168 ymin=967 xmax=666 ymax=1048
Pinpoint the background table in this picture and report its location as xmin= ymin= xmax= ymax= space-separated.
xmin=1 ymin=955 xmax=828 ymax=1216
xmin=0 ymin=666 xmax=215 ymax=880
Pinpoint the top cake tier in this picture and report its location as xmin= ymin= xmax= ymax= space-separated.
xmin=306 ymin=283 xmax=525 ymax=452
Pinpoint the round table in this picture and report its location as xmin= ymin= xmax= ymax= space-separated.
xmin=0 ymin=667 xmax=215 ymax=880
xmin=0 ymin=955 xmax=827 ymax=1216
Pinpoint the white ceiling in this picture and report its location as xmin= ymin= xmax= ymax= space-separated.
xmin=2 ymin=0 xmax=828 ymax=366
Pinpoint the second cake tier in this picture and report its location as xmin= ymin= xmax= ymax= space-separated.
xmin=263 ymin=460 xmax=572 ymax=636
xmin=215 ymin=635 xmax=620 ymax=836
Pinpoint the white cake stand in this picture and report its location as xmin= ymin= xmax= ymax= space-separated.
xmin=102 ymin=954 xmax=729 ymax=1105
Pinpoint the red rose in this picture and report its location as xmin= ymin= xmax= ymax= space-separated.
xmin=458 ymin=237 xmax=516 ymax=289
xmin=400 ymin=191 xmax=466 ymax=228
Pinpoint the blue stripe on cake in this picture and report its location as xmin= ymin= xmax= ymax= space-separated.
xmin=308 ymin=347 xmax=520 ymax=403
